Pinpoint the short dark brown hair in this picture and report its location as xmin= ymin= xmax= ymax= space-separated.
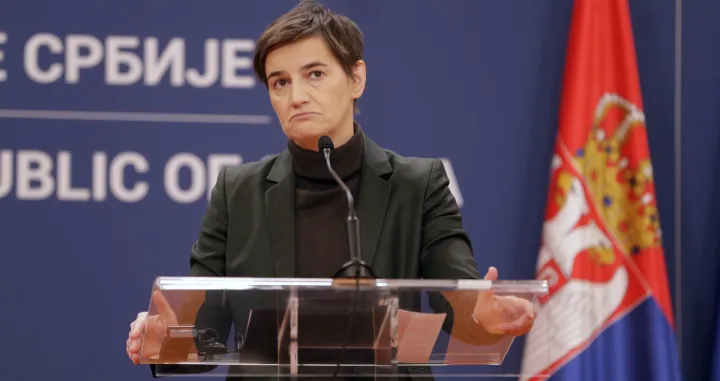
xmin=253 ymin=0 xmax=364 ymax=110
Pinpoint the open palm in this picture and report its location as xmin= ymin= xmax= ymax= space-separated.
xmin=472 ymin=267 xmax=536 ymax=336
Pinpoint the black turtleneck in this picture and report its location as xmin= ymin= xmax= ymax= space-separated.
xmin=288 ymin=124 xmax=364 ymax=278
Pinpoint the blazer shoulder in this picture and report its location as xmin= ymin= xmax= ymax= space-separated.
xmin=385 ymin=149 xmax=443 ymax=184
xmin=221 ymin=153 xmax=280 ymax=187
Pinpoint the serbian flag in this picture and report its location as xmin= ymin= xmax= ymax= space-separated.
xmin=519 ymin=0 xmax=683 ymax=380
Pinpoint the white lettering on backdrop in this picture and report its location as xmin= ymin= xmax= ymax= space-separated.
xmin=0 ymin=150 xmax=242 ymax=203
xmin=0 ymin=151 xmax=463 ymax=206
xmin=10 ymin=32 xmax=256 ymax=88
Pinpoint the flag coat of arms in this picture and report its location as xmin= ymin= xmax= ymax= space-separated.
xmin=520 ymin=0 xmax=682 ymax=380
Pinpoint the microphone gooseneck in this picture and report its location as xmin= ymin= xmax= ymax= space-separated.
xmin=318 ymin=135 xmax=376 ymax=381
xmin=322 ymin=148 xmax=355 ymax=218
xmin=317 ymin=135 xmax=375 ymax=279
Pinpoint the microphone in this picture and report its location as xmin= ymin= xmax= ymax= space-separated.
xmin=318 ymin=135 xmax=375 ymax=279
xmin=318 ymin=135 xmax=376 ymax=380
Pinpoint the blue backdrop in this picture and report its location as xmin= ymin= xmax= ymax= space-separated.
xmin=0 ymin=1 xmax=717 ymax=380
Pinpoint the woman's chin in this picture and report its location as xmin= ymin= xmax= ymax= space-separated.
xmin=285 ymin=133 xmax=323 ymax=150
xmin=288 ymin=126 xmax=326 ymax=141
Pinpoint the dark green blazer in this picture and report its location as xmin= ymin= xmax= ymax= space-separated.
xmin=154 ymin=135 xmax=484 ymax=379
xmin=190 ymin=133 xmax=481 ymax=281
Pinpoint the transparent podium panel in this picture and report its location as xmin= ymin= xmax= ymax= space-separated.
xmin=139 ymin=277 xmax=551 ymax=379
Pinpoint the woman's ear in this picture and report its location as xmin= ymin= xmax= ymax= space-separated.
xmin=350 ymin=60 xmax=366 ymax=100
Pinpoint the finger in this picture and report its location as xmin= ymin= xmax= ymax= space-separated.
xmin=483 ymin=266 xmax=498 ymax=281
xmin=478 ymin=266 xmax=499 ymax=303
xmin=129 ymin=322 xmax=138 ymax=338
xmin=131 ymin=353 xmax=140 ymax=365
xmin=127 ymin=337 xmax=137 ymax=353
xmin=129 ymin=321 xmax=146 ymax=340
xmin=497 ymin=311 xmax=533 ymax=334
xmin=507 ymin=313 xmax=534 ymax=335
xmin=152 ymin=291 xmax=177 ymax=323
xmin=129 ymin=312 xmax=148 ymax=339
xmin=129 ymin=328 xmax=142 ymax=340
xmin=525 ymin=300 xmax=537 ymax=317
xmin=506 ymin=297 xmax=533 ymax=316
xmin=499 ymin=296 xmax=535 ymax=317
xmin=506 ymin=318 xmax=535 ymax=336
xmin=128 ymin=338 xmax=142 ymax=353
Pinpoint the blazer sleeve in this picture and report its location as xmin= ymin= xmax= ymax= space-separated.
xmin=419 ymin=159 xmax=483 ymax=330
xmin=190 ymin=166 xmax=233 ymax=341
xmin=419 ymin=159 xmax=507 ymax=345
xmin=419 ymin=159 xmax=482 ymax=280
xmin=190 ymin=166 xmax=230 ymax=277
xmin=150 ymin=168 xmax=233 ymax=378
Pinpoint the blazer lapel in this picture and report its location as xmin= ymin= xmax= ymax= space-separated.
xmin=265 ymin=151 xmax=296 ymax=278
xmin=356 ymin=136 xmax=393 ymax=268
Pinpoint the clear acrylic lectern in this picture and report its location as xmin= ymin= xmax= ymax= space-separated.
xmin=139 ymin=276 xmax=550 ymax=379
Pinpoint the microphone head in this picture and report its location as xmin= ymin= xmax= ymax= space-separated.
xmin=318 ymin=135 xmax=334 ymax=152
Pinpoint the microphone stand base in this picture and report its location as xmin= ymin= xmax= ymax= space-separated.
xmin=332 ymin=259 xmax=376 ymax=279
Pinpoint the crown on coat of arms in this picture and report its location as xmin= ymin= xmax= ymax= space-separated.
xmin=553 ymin=93 xmax=662 ymax=265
